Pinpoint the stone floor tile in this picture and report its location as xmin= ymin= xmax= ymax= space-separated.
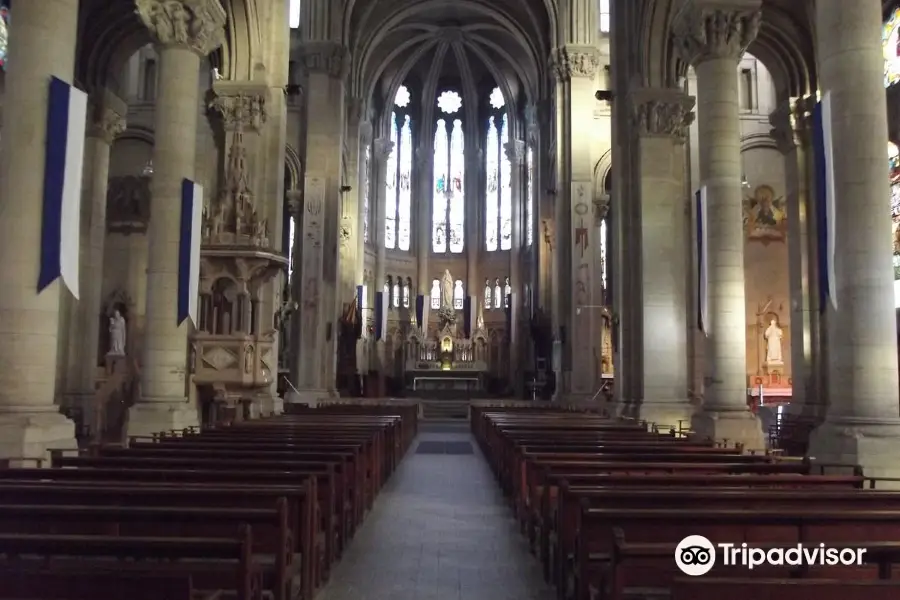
xmin=315 ymin=429 xmax=555 ymax=600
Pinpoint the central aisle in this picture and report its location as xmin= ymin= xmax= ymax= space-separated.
xmin=318 ymin=426 xmax=556 ymax=600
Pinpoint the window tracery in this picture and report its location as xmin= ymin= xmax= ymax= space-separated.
xmin=392 ymin=277 xmax=400 ymax=309
xmin=385 ymin=85 xmax=412 ymax=251
xmin=493 ymin=278 xmax=501 ymax=309
xmin=485 ymin=88 xmax=512 ymax=251
xmin=599 ymin=0 xmax=610 ymax=33
xmin=484 ymin=279 xmax=492 ymax=309
xmin=453 ymin=280 xmax=464 ymax=309
xmin=431 ymin=279 xmax=441 ymax=309
xmin=402 ymin=278 xmax=412 ymax=308
xmin=433 ymin=91 xmax=465 ymax=254
xmin=504 ymin=277 xmax=511 ymax=308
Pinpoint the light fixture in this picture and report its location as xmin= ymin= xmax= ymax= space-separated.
xmin=142 ymin=160 xmax=154 ymax=176
xmin=741 ymin=174 xmax=751 ymax=188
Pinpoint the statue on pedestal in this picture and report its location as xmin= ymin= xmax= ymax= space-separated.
xmin=108 ymin=309 xmax=127 ymax=356
xmin=440 ymin=269 xmax=454 ymax=309
xmin=764 ymin=319 xmax=783 ymax=365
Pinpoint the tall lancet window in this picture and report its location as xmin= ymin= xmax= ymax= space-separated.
xmin=385 ymin=85 xmax=412 ymax=251
xmin=433 ymin=90 xmax=465 ymax=253
xmin=485 ymin=87 xmax=512 ymax=251
xmin=525 ymin=146 xmax=534 ymax=246
xmin=362 ymin=144 xmax=371 ymax=243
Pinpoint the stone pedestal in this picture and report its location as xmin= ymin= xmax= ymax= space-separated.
xmin=0 ymin=412 xmax=79 ymax=463
xmin=692 ymin=408 xmax=765 ymax=450
xmin=808 ymin=420 xmax=900 ymax=484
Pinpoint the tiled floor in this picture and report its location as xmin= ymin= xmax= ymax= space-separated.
xmin=316 ymin=428 xmax=556 ymax=600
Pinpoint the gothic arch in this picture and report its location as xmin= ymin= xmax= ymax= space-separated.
xmin=219 ymin=0 xmax=262 ymax=81
xmin=284 ymin=144 xmax=303 ymax=191
xmin=116 ymin=126 xmax=155 ymax=147
xmin=741 ymin=133 xmax=779 ymax=153
xmin=593 ymin=150 xmax=612 ymax=202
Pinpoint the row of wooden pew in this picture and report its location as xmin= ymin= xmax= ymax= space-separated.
xmin=471 ymin=405 xmax=900 ymax=600
xmin=0 ymin=403 xmax=418 ymax=600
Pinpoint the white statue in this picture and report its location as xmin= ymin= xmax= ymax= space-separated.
xmin=440 ymin=269 xmax=454 ymax=309
xmin=764 ymin=319 xmax=783 ymax=364
xmin=108 ymin=309 xmax=127 ymax=356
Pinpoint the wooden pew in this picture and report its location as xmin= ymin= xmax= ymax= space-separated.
xmin=671 ymin=578 xmax=900 ymax=600
xmin=0 ymin=480 xmax=316 ymax=600
xmin=0 ymin=530 xmax=262 ymax=600
xmin=0 ymin=570 xmax=217 ymax=600
xmin=574 ymin=508 xmax=900 ymax=600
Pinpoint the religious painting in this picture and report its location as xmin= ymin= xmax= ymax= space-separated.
xmin=0 ymin=2 xmax=9 ymax=71
xmin=885 ymin=8 xmax=900 ymax=88
xmin=742 ymin=184 xmax=786 ymax=243
xmin=889 ymin=143 xmax=900 ymax=291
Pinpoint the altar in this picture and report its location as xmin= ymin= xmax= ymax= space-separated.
xmin=403 ymin=270 xmax=489 ymax=398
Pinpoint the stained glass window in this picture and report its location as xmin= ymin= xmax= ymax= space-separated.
xmin=384 ymin=279 xmax=390 ymax=301
xmin=403 ymin=278 xmax=412 ymax=308
xmin=385 ymin=85 xmax=412 ymax=251
xmin=889 ymin=142 xmax=900 ymax=306
xmin=362 ymin=145 xmax=371 ymax=243
xmin=494 ymin=278 xmax=501 ymax=309
xmin=393 ymin=279 xmax=401 ymax=309
xmin=885 ymin=9 xmax=900 ymax=88
xmin=0 ymin=4 xmax=10 ymax=71
xmin=484 ymin=279 xmax=492 ymax=309
xmin=453 ymin=280 xmax=464 ymax=309
xmin=599 ymin=0 xmax=611 ymax=33
xmin=525 ymin=147 xmax=534 ymax=246
xmin=504 ymin=277 xmax=511 ymax=308
xmin=289 ymin=0 xmax=301 ymax=29
xmin=433 ymin=91 xmax=465 ymax=254
xmin=485 ymin=88 xmax=512 ymax=251
xmin=431 ymin=279 xmax=441 ymax=309
xmin=600 ymin=217 xmax=608 ymax=292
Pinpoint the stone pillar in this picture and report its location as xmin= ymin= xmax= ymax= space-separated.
xmin=505 ymin=139 xmax=526 ymax=394
xmin=65 ymin=96 xmax=127 ymax=409
xmin=289 ymin=41 xmax=347 ymax=403
xmin=340 ymin=99 xmax=363 ymax=308
xmin=672 ymin=0 xmax=765 ymax=448
xmin=769 ymin=97 xmax=820 ymax=416
xmin=415 ymin=146 xmax=432 ymax=297
xmin=629 ymin=88 xmax=695 ymax=427
xmin=357 ymin=120 xmax=373 ymax=287
xmin=808 ymin=0 xmax=900 ymax=476
xmin=0 ymin=0 xmax=80 ymax=459
xmin=129 ymin=0 xmax=226 ymax=435
xmin=551 ymin=45 xmax=602 ymax=400
xmin=372 ymin=138 xmax=394 ymax=293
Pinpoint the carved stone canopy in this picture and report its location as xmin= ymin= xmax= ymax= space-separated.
xmin=107 ymin=176 xmax=151 ymax=233
xmin=671 ymin=1 xmax=762 ymax=65
xmin=630 ymin=89 xmax=696 ymax=141
xmin=135 ymin=0 xmax=227 ymax=56
xmin=551 ymin=46 xmax=601 ymax=81
xmin=301 ymin=41 xmax=350 ymax=79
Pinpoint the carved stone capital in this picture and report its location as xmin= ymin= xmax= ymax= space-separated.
xmin=672 ymin=0 xmax=762 ymax=65
xmin=504 ymin=139 xmax=526 ymax=165
xmin=769 ymin=95 xmax=813 ymax=154
xmin=209 ymin=83 xmax=268 ymax=132
xmin=88 ymin=105 xmax=126 ymax=144
xmin=594 ymin=193 xmax=610 ymax=220
xmin=301 ymin=41 xmax=350 ymax=79
xmin=374 ymin=137 xmax=394 ymax=161
xmin=629 ymin=89 xmax=696 ymax=141
xmin=551 ymin=46 xmax=601 ymax=81
xmin=135 ymin=0 xmax=226 ymax=56
xmin=286 ymin=190 xmax=303 ymax=218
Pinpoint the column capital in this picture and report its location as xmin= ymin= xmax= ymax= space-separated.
xmin=209 ymin=82 xmax=268 ymax=132
xmin=629 ymin=88 xmax=695 ymax=142
xmin=301 ymin=41 xmax=350 ymax=79
xmin=550 ymin=45 xmax=601 ymax=81
xmin=87 ymin=104 xmax=126 ymax=145
xmin=135 ymin=0 xmax=226 ymax=56
xmin=504 ymin=139 xmax=526 ymax=165
xmin=373 ymin=137 xmax=394 ymax=161
xmin=768 ymin=95 xmax=814 ymax=154
xmin=286 ymin=189 xmax=303 ymax=217
xmin=671 ymin=0 xmax=762 ymax=65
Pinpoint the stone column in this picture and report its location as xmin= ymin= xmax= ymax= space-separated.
xmin=551 ymin=46 xmax=602 ymax=400
xmin=289 ymin=41 xmax=347 ymax=403
xmin=340 ymin=98 xmax=363 ymax=308
xmin=357 ymin=120 xmax=373 ymax=287
xmin=808 ymin=0 xmax=900 ymax=476
xmin=629 ymin=88 xmax=695 ymax=427
xmin=129 ymin=0 xmax=226 ymax=435
xmin=505 ymin=139 xmax=525 ymax=394
xmin=0 ymin=0 xmax=80 ymax=459
xmin=672 ymin=0 xmax=765 ymax=448
xmin=372 ymin=138 xmax=394 ymax=292
xmin=415 ymin=146 xmax=432 ymax=297
xmin=769 ymin=97 xmax=820 ymax=416
xmin=65 ymin=96 xmax=127 ymax=409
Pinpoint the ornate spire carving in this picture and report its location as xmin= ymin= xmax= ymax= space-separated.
xmin=135 ymin=0 xmax=226 ymax=55
xmin=672 ymin=1 xmax=762 ymax=65
xmin=630 ymin=89 xmax=696 ymax=141
xmin=551 ymin=46 xmax=601 ymax=81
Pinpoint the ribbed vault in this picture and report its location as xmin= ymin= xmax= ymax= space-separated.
xmin=344 ymin=0 xmax=555 ymax=113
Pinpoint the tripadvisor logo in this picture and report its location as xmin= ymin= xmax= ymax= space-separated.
xmin=675 ymin=535 xmax=867 ymax=576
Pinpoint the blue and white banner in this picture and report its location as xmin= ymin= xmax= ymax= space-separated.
xmin=39 ymin=77 xmax=87 ymax=299
xmin=812 ymin=92 xmax=838 ymax=312
xmin=374 ymin=290 xmax=388 ymax=340
xmin=694 ymin=185 xmax=709 ymax=335
xmin=463 ymin=296 xmax=476 ymax=337
xmin=177 ymin=179 xmax=203 ymax=327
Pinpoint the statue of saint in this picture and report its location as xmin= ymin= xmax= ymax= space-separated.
xmin=764 ymin=319 xmax=783 ymax=364
xmin=440 ymin=269 xmax=454 ymax=309
xmin=108 ymin=309 xmax=127 ymax=356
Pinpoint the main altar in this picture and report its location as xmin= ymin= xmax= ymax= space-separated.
xmin=403 ymin=270 xmax=489 ymax=397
